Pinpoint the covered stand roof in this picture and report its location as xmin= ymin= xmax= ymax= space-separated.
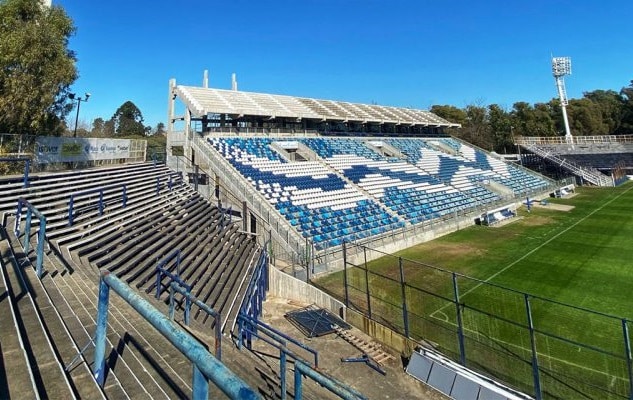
xmin=174 ymin=85 xmax=460 ymax=127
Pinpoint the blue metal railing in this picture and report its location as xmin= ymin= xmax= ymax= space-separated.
xmin=294 ymin=360 xmax=366 ymax=400
xmin=154 ymin=249 xmax=222 ymax=360
xmin=156 ymin=172 xmax=182 ymax=195
xmin=14 ymin=198 xmax=46 ymax=278
xmin=68 ymin=185 xmax=127 ymax=226
xmin=237 ymin=314 xmax=318 ymax=368
xmin=94 ymin=270 xmax=259 ymax=399
xmin=0 ymin=156 xmax=31 ymax=187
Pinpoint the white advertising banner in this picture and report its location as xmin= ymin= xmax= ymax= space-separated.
xmin=35 ymin=137 xmax=131 ymax=163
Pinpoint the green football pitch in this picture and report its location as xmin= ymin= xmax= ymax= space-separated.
xmin=315 ymin=183 xmax=633 ymax=399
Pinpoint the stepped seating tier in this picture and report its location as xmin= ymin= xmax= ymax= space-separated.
xmin=209 ymin=137 xmax=403 ymax=249
xmin=207 ymin=136 xmax=552 ymax=249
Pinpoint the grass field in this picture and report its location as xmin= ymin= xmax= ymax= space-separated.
xmin=315 ymin=183 xmax=633 ymax=399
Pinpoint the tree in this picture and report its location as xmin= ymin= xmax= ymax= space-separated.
xmin=91 ymin=117 xmax=105 ymax=136
xmin=0 ymin=0 xmax=77 ymax=134
xmin=487 ymin=104 xmax=513 ymax=153
xmin=618 ymin=81 xmax=633 ymax=135
xmin=110 ymin=101 xmax=145 ymax=136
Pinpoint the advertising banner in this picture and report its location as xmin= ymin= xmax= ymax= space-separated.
xmin=35 ymin=137 xmax=131 ymax=163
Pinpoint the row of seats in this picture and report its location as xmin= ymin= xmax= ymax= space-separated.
xmin=207 ymin=136 xmax=551 ymax=249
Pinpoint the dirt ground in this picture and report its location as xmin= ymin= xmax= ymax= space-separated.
xmin=259 ymin=296 xmax=449 ymax=400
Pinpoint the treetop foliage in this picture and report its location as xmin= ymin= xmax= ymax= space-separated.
xmin=0 ymin=0 xmax=77 ymax=135
xmin=432 ymin=82 xmax=633 ymax=153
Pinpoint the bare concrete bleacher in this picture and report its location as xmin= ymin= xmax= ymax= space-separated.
xmin=0 ymin=162 xmax=278 ymax=398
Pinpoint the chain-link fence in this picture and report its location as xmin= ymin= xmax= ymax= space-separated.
xmin=327 ymin=242 xmax=633 ymax=400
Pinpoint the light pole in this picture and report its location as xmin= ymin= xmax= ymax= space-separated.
xmin=69 ymin=92 xmax=90 ymax=137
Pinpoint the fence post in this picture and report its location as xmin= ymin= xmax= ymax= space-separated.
xmin=98 ymin=190 xmax=104 ymax=216
xmin=23 ymin=159 xmax=30 ymax=188
xmin=399 ymin=257 xmax=410 ymax=338
xmin=363 ymin=246 xmax=371 ymax=319
xmin=94 ymin=275 xmax=111 ymax=386
xmin=192 ymin=366 xmax=208 ymax=400
xmin=342 ymin=242 xmax=349 ymax=308
xmin=35 ymin=216 xmax=46 ymax=278
xmin=524 ymin=294 xmax=542 ymax=400
xmin=23 ymin=208 xmax=32 ymax=253
xmin=452 ymin=273 xmax=466 ymax=365
xmin=622 ymin=319 xmax=633 ymax=400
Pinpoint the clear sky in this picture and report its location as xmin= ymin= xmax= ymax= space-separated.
xmin=56 ymin=0 xmax=633 ymax=129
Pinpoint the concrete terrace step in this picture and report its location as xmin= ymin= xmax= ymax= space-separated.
xmin=0 ymin=237 xmax=39 ymax=400
xmin=0 ymin=229 xmax=76 ymax=399
xmin=38 ymin=236 xmax=194 ymax=399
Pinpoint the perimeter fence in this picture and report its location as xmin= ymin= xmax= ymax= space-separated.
xmin=318 ymin=242 xmax=633 ymax=400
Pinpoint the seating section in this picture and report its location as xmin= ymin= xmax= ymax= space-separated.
xmin=207 ymin=136 xmax=552 ymax=249
xmin=302 ymin=138 xmax=475 ymax=223
xmin=208 ymin=137 xmax=401 ymax=249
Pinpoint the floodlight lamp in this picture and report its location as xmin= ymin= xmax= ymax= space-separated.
xmin=68 ymin=93 xmax=76 ymax=100
xmin=552 ymin=57 xmax=572 ymax=77
xmin=85 ymin=92 xmax=91 ymax=100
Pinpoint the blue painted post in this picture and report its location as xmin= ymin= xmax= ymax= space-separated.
xmin=23 ymin=159 xmax=30 ymax=188
xmin=68 ymin=195 xmax=75 ymax=226
xmin=399 ymin=257 xmax=410 ymax=338
xmin=23 ymin=208 xmax=32 ymax=253
xmin=622 ymin=319 xmax=633 ymax=400
xmin=122 ymin=186 xmax=127 ymax=207
xmin=294 ymin=364 xmax=302 ymax=400
xmin=184 ymin=288 xmax=191 ymax=325
xmin=525 ymin=294 xmax=542 ymax=400
xmin=98 ymin=191 xmax=104 ymax=216
xmin=35 ymin=216 xmax=46 ymax=278
xmin=94 ymin=276 xmax=111 ymax=386
xmin=452 ymin=273 xmax=466 ymax=365
xmin=192 ymin=365 xmax=208 ymax=400
xmin=169 ymin=284 xmax=175 ymax=320
xmin=280 ymin=348 xmax=287 ymax=400
xmin=14 ymin=201 xmax=23 ymax=236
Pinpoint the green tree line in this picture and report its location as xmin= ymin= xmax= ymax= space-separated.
xmin=431 ymin=82 xmax=633 ymax=153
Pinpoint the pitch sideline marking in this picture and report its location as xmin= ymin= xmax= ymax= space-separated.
xmin=430 ymin=183 xmax=633 ymax=318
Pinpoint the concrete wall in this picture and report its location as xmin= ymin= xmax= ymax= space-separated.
xmin=269 ymin=265 xmax=421 ymax=357
xmin=345 ymin=309 xmax=417 ymax=358
xmin=268 ymin=265 xmax=346 ymax=319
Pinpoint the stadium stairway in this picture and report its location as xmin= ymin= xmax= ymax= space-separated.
xmin=2 ymin=215 xmax=337 ymax=399
xmin=0 ymin=225 xmax=103 ymax=399
xmin=1 ymin=162 xmax=321 ymax=398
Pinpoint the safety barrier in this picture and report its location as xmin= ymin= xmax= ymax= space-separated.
xmin=68 ymin=185 xmax=127 ymax=226
xmin=155 ymin=250 xmax=222 ymax=360
xmin=94 ymin=270 xmax=259 ymax=399
xmin=14 ymin=198 xmax=46 ymax=277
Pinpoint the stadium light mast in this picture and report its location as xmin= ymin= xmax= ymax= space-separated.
xmin=552 ymin=56 xmax=573 ymax=143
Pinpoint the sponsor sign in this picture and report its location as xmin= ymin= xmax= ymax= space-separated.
xmin=35 ymin=137 xmax=131 ymax=163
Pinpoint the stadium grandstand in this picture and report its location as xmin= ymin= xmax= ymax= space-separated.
xmin=0 ymin=75 xmax=573 ymax=399
xmin=167 ymin=75 xmax=559 ymax=275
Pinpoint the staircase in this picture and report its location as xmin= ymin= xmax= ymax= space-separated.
xmin=521 ymin=144 xmax=613 ymax=186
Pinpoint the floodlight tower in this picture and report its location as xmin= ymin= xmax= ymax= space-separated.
xmin=552 ymin=56 xmax=573 ymax=143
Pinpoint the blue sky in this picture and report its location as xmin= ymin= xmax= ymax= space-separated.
xmin=56 ymin=0 xmax=633 ymax=129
